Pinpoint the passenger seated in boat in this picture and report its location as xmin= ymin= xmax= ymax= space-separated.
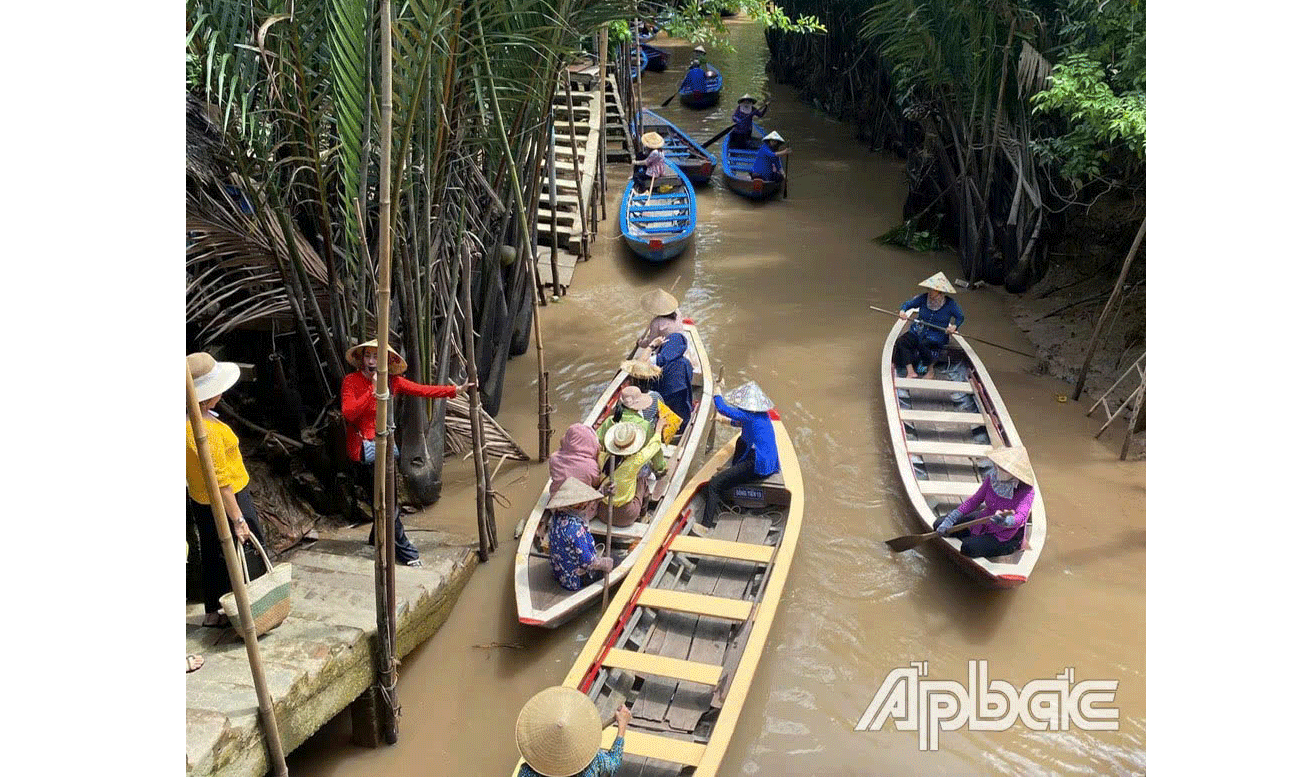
xmin=549 ymin=424 xmax=603 ymax=512
xmin=646 ymin=331 xmax=694 ymax=430
xmin=516 ymin=686 xmax=631 ymax=777
xmin=637 ymin=288 xmax=687 ymax=347
xmin=936 ymin=447 xmax=1035 ymax=558
xmin=680 ymin=58 xmax=709 ymax=94
xmin=730 ymin=94 xmax=768 ymax=150
xmin=599 ymin=421 xmax=666 ymax=527
xmin=632 ymin=131 xmax=668 ymax=193
xmin=596 ymin=385 xmax=656 ymax=446
xmin=701 ymin=382 xmax=781 ymax=530
xmin=750 ymin=131 xmax=789 ymax=183
xmin=893 ymin=271 xmax=965 ymax=379
xmin=547 ymin=479 xmax=616 ymax=591
xmin=692 ymin=45 xmax=708 ymax=68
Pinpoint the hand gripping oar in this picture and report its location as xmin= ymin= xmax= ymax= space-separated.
xmin=884 ymin=515 xmax=998 ymax=552
xmin=867 ymin=305 xmax=1037 ymax=359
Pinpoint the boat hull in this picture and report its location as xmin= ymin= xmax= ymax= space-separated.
xmin=619 ymin=158 xmax=697 ymax=263
xmin=635 ymin=109 xmax=718 ymax=185
xmin=721 ymin=122 xmax=784 ymax=201
xmin=642 ymin=44 xmax=669 ymax=71
xmin=678 ymin=68 xmax=722 ymax=109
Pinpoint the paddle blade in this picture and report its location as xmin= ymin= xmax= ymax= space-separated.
xmin=661 ymin=92 xmax=676 ymax=107
xmin=701 ymin=124 xmax=734 ymax=148
xmin=885 ymin=531 xmax=939 ymax=552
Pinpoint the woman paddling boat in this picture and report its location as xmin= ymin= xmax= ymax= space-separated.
xmin=730 ymin=94 xmax=768 ymax=150
xmin=936 ymin=447 xmax=1036 ymax=558
xmin=516 ymin=686 xmax=631 ymax=777
xmin=893 ymin=272 xmax=965 ymax=379
xmin=700 ymin=381 xmax=781 ymax=531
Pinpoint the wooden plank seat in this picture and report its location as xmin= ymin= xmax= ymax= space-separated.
xmin=727 ymin=468 xmax=791 ymax=508
xmin=669 ymin=535 xmax=774 ymax=564
xmin=906 ymin=440 xmax=991 ymax=458
xmin=899 ymin=409 xmax=986 ymax=425
xmin=587 ymin=518 xmax=650 ymax=539
xmin=633 ymin=225 xmax=687 ymax=235
xmin=601 ymin=648 xmax=723 ymax=685
xmin=600 ymin=728 xmax=705 ymax=767
xmin=916 ymin=479 xmax=982 ymax=497
xmin=636 ymin=588 xmax=752 ymax=621
xmin=893 ymin=378 xmax=975 ymax=392
xmin=628 ymin=202 xmax=691 ymax=212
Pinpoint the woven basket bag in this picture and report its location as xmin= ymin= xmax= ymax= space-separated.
xmin=219 ymin=534 xmax=292 ymax=640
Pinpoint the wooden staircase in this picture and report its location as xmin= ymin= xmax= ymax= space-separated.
xmin=1086 ymin=351 xmax=1146 ymax=460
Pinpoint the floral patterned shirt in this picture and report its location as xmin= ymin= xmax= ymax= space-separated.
xmin=519 ymin=736 xmax=624 ymax=777
xmin=549 ymin=510 xmax=598 ymax=591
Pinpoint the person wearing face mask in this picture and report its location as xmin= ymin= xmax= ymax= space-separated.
xmin=935 ymin=447 xmax=1036 ymax=558
xmin=893 ymin=272 xmax=965 ymax=379
xmin=730 ymin=94 xmax=768 ymax=150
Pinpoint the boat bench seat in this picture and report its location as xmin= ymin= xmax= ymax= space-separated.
xmin=727 ymin=469 xmax=791 ymax=508
xmin=906 ymin=441 xmax=991 ymax=458
xmin=601 ymin=647 xmax=723 ymax=685
xmin=601 ymin=728 xmax=705 ymax=767
xmin=893 ymin=377 xmax=974 ymax=392
xmin=670 ymin=534 xmax=774 ymax=564
xmin=637 ymin=588 xmax=752 ymax=621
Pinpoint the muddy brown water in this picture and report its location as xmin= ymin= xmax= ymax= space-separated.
xmin=288 ymin=20 xmax=1145 ymax=777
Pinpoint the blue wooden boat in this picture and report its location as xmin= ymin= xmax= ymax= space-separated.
xmin=631 ymin=109 xmax=717 ymax=184
xmin=641 ymin=43 xmax=669 ymax=72
xmin=722 ymin=121 xmax=783 ymax=200
xmin=620 ymin=159 xmax=696 ymax=263
xmin=679 ymin=66 xmax=723 ymax=109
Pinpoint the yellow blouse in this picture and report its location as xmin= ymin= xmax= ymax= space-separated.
xmin=185 ymin=415 xmax=250 ymax=505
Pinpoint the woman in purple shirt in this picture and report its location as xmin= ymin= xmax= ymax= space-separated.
xmin=936 ymin=446 xmax=1035 ymax=558
xmin=730 ymin=94 xmax=768 ymax=150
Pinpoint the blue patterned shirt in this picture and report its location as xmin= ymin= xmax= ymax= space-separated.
xmin=519 ymin=736 xmax=624 ymax=777
xmin=549 ymin=510 xmax=598 ymax=591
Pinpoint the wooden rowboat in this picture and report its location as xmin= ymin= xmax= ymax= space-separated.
xmin=513 ymin=411 xmax=803 ymax=776
xmin=619 ymin=158 xmax=697 ymax=263
xmin=514 ymin=324 xmax=714 ymax=628
xmin=678 ymin=67 xmax=722 ymax=109
xmin=721 ymin=122 xmax=783 ymax=201
xmin=880 ymin=316 xmax=1047 ymax=587
xmin=633 ymin=109 xmax=717 ymax=184
xmin=641 ymin=43 xmax=669 ymax=72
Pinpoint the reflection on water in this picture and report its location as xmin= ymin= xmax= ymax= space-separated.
xmin=287 ymin=17 xmax=1145 ymax=777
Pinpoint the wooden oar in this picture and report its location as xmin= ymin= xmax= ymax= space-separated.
xmin=885 ymin=515 xmax=998 ymax=552
xmin=700 ymin=124 xmax=734 ymax=149
xmin=601 ymin=452 xmax=619 ymax=612
xmin=867 ymin=305 xmax=1037 ymax=359
xmin=782 ymin=150 xmax=789 ymax=199
xmin=661 ymin=83 xmax=681 ymax=107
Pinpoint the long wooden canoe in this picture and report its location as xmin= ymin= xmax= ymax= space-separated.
xmin=513 ymin=411 xmax=803 ymax=776
xmin=515 ymin=324 xmax=714 ymax=628
xmin=634 ymin=109 xmax=718 ymax=184
xmin=641 ymin=43 xmax=669 ymax=72
xmin=619 ymin=158 xmax=697 ymax=263
xmin=880 ymin=316 xmax=1047 ymax=587
xmin=678 ymin=67 xmax=723 ymax=109
xmin=721 ymin=121 xmax=783 ymax=201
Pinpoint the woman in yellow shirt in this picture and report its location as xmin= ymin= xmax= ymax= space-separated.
xmin=185 ymin=352 xmax=268 ymax=628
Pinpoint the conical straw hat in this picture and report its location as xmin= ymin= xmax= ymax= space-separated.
xmin=548 ymin=479 xmax=605 ymax=510
xmin=621 ymin=359 xmax=662 ymax=380
xmin=604 ymin=421 xmax=647 ymax=456
xmin=345 ymin=339 xmax=409 ymax=375
xmin=763 ymin=131 xmax=785 ymax=144
xmin=693 ymin=45 xmax=706 ymax=54
xmin=515 ymin=686 xmax=603 ymax=776
xmin=985 ymin=446 xmax=1035 ymax=487
xmin=641 ymin=132 xmax=665 ymax=150
xmin=187 ymin=352 xmax=241 ymax=402
xmin=640 ymin=288 xmax=679 ymax=317
xmin=738 ymin=94 xmax=756 ymax=103
xmin=725 ymin=381 xmax=774 ymax=412
xmin=918 ymin=272 xmax=957 ymax=295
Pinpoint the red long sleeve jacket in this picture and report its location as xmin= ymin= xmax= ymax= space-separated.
xmin=340 ymin=371 xmax=456 ymax=461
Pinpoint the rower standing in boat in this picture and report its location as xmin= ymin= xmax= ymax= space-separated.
xmin=936 ymin=447 xmax=1035 ymax=558
xmin=679 ymin=57 xmax=709 ymax=96
xmin=692 ymin=44 xmax=708 ymax=68
xmin=893 ymin=272 xmax=965 ymax=379
xmin=516 ymin=686 xmax=631 ymax=777
xmin=546 ymin=479 xmax=616 ymax=591
xmin=632 ymin=132 xmax=668 ymax=194
xmin=750 ymin=131 xmax=790 ymax=184
xmin=730 ymin=94 xmax=768 ymax=150
xmin=700 ymin=382 xmax=780 ymax=530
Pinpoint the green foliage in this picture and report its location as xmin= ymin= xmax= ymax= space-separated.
xmin=876 ymin=219 xmax=946 ymax=252
xmin=1031 ymin=53 xmax=1145 ymax=184
xmin=656 ymin=1 xmax=825 ymax=51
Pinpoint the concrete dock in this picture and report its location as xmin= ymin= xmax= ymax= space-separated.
xmin=185 ymin=532 xmax=478 ymax=777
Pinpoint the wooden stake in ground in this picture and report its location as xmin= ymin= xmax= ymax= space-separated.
xmin=598 ymin=25 xmax=608 ymax=222
xmin=185 ymin=366 xmax=289 ymax=777
xmin=461 ymin=244 xmax=497 ymax=559
xmin=371 ymin=0 xmax=400 ymax=744
xmin=1073 ymin=217 xmax=1146 ymax=400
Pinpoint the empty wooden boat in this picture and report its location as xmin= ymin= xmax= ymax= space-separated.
xmin=641 ymin=43 xmax=669 ymax=72
xmin=514 ymin=325 xmax=714 ymax=628
xmin=678 ymin=67 xmax=722 ymax=109
xmin=513 ymin=412 xmax=803 ymax=776
xmin=721 ymin=122 xmax=783 ymax=201
xmin=880 ymin=316 xmax=1047 ymax=587
xmin=619 ymin=158 xmax=697 ymax=263
xmin=633 ymin=109 xmax=717 ymax=184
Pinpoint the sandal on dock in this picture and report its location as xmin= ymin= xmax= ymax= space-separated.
xmin=404 ymin=558 xmax=423 ymax=568
xmin=201 ymin=613 xmax=230 ymax=628
xmin=187 ymin=655 xmax=204 ymax=673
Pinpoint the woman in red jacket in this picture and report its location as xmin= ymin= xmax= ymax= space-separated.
xmin=342 ymin=339 xmax=471 ymax=566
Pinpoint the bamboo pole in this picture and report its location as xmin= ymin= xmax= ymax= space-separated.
xmin=602 ymin=453 xmax=618 ymax=613
xmin=372 ymin=0 xmax=400 ymax=744
xmin=1073 ymin=217 xmax=1146 ymax=400
xmin=564 ymin=69 xmax=589 ymax=260
xmin=598 ymin=25 xmax=608 ymax=222
xmin=185 ymin=368 xmax=289 ymax=777
xmin=461 ymin=244 xmax=497 ymax=559
xmin=547 ymin=116 xmax=562 ymax=296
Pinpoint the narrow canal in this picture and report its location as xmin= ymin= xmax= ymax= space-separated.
xmin=289 ymin=17 xmax=1146 ymax=776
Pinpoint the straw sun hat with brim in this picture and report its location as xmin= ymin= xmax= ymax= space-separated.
xmin=918 ymin=271 xmax=957 ymax=295
xmin=604 ymin=421 xmax=647 ymax=456
xmin=616 ymin=385 xmax=654 ymax=411
xmin=762 ymin=131 xmax=785 ymax=144
xmin=725 ymin=381 xmax=775 ymax=413
xmin=548 ymin=479 xmax=605 ymax=511
xmin=621 ymin=359 xmax=662 ymax=380
xmin=188 ymin=352 xmax=241 ymax=403
xmin=640 ymin=288 xmax=679 ymax=317
xmin=346 ymin=339 xmax=409 ymax=375
xmin=515 ymin=686 xmax=603 ymax=777
xmin=985 ymin=446 xmax=1035 ymax=487
xmin=641 ymin=132 xmax=665 ymax=150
